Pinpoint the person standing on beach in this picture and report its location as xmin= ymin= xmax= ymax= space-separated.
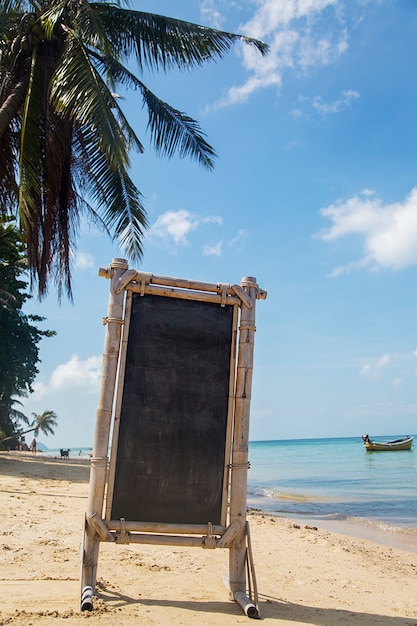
xmin=30 ymin=438 xmax=37 ymax=454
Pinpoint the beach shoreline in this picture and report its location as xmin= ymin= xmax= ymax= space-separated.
xmin=21 ymin=449 xmax=417 ymax=552
xmin=1 ymin=451 xmax=417 ymax=625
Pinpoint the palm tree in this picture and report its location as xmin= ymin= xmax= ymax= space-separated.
xmin=0 ymin=1 xmax=268 ymax=298
xmin=0 ymin=396 xmax=30 ymax=443
xmin=0 ymin=408 xmax=57 ymax=444
xmin=30 ymin=409 xmax=57 ymax=437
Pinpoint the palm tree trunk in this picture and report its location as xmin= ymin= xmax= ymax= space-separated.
xmin=0 ymin=426 xmax=35 ymax=443
xmin=0 ymin=78 xmax=29 ymax=139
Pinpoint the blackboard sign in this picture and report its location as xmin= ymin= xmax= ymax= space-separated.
xmin=109 ymin=294 xmax=234 ymax=525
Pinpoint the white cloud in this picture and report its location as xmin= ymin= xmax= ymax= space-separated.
xmin=149 ymin=210 xmax=196 ymax=245
xmin=313 ymin=90 xmax=359 ymax=114
xmin=212 ymin=0 xmax=351 ymax=108
xmin=359 ymin=354 xmax=390 ymax=380
xmin=229 ymin=228 xmax=248 ymax=249
xmin=200 ymin=0 xmax=224 ymax=29
xmin=74 ymin=251 xmax=95 ymax=270
xmin=148 ymin=210 xmax=223 ymax=246
xmin=200 ymin=229 xmax=249 ymax=256
xmin=203 ymin=240 xmax=223 ymax=256
xmin=294 ymin=89 xmax=360 ymax=117
xmin=316 ymin=188 xmax=417 ymax=275
xmin=32 ymin=355 xmax=102 ymax=400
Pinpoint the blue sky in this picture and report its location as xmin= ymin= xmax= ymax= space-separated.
xmin=21 ymin=0 xmax=417 ymax=449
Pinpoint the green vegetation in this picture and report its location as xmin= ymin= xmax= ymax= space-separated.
xmin=0 ymin=1 xmax=267 ymax=298
xmin=0 ymin=409 xmax=58 ymax=448
xmin=0 ymin=218 xmax=55 ymax=446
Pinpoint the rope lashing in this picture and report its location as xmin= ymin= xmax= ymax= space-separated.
xmin=227 ymin=462 xmax=251 ymax=469
xmin=102 ymin=317 xmax=124 ymax=326
xmin=202 ymin=522 xmax=217 ymax=549
xmin=115 ymin=517 xmax=130 ymax=544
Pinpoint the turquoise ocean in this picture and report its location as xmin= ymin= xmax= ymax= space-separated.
xmin=46 ymin=435 xmax=417 ymax=551
xmin=247 ymin=436 xmax=417 ymax=552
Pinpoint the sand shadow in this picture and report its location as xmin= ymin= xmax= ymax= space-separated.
xmin=96 ymin=585 xmax=417 ymax=624
xmin=258 ymin=593 xmax=417 ymax=624
xmin=0 ymin=452 xmax=90 ymax=483
xmin=96 ymin=585 xmax=247 ymax=617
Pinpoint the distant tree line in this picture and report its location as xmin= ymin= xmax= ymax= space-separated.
xmin=0 ymin=217 xmax=56 ymax=447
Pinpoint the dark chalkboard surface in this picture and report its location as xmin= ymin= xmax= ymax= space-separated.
xmin=109 ymin=294 xmax=234 ymax=525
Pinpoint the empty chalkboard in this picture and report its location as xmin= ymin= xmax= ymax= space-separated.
xmin=109 ymin=293 xmax=234 ymax=525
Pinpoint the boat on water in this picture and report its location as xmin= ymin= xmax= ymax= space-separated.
xmin=361 ymin=434 xmax=413 ymax=451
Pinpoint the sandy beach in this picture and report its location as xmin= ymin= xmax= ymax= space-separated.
xmin=1 ymin=451 xmax=416 ymax=625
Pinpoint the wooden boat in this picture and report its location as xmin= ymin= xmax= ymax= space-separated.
xmin=362 ymin=434 xmax=413 ymax=451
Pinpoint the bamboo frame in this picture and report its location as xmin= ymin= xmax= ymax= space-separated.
xmin=80 ymin=258 xmax=128 ymax=608
xmin=129 ymin=282 xmax=242 ymax=306
xmin=229 ymin=277 xmax=258 ymax=601
xmin=105 ymin=290 xmax=133 ymax=520
xmin=86 ymin=515 xmax=246 ymax=550
xmin=106 ymin=288 xmax=239 ymax=529
xmin=106 ymin=520 xmax=226 ymax=535
xmin=221 ymin=303 xmax=239 ymax=524
xmin=80 ymin=261 xmax=266 ymax=619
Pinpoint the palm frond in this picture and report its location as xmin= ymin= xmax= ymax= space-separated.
xmin=1 ymin=0 xmax=269 ymax=299
xmin=99 ymin=165 xmax=147 ymax=259
xmin=73 ymin=123 xmax=147 ymax=261
xmin=143 ymin=86 xmax=216 ymax=168
xmin=0 ymin=123 xmax=18 ymax=213
xmin=51 ymin=26 xmax=130 ymax=169
xmin=69 ymin=0 xmax=116 ymax=61
xmin=88 ymin=55 xmax=145 ymax=154
xmin=10 ymin=397 xmax=29 ymax=425
xmin=31 ymin=409 xmax=57 ymax=436
xmin=18 ymin=45 xmax=44 ymax=233
xmin=90 ymin=6 xmax=269 ymax=71
xmin=0 ymin=1 xmax=24 ymax=22
xmin=73 ymin=185 xmax=112 ymax=236
xmin=89 ymin=51 xmax=215 ymax=167
xmin=40 ymin=0 xmax=71 ymax=39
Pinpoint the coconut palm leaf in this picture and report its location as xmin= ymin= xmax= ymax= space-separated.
xmin=142 ymin=87 xmax=216 ymax=168
xmin=51 ymin=27 xmax=131 ymax=167
xmin=0 ymin=0 xmax=268 ymax=298
xmin=31 ymin=409 xmax=57 ymax=437
xmin=73 ymin=124 xmax=147 ymax=256
xmin=91 ymin=52 xmax=215 ymax=167
xmin=0 ymin=408 xmax=58 ymax=442
xmin=92 ymin=6 xmax=269 ymax=70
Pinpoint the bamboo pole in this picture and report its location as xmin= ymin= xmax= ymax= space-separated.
xmin=114 ymin=534 xmax=210 ymax=547
xmin=105 ymin=290 xmax=133 ymax=520
xmin=105 ymin=532 xmax=234 ymax=549
xmin=88 ymin=513 xmax=114 ymax=542
xmin=107 ymin=520 xmax=226 ymax=535
xmin=216 ymin=520 xmax=241 ymax=549
xmin=80 ymin=258 xmax=128 ymax=608
xmin=221 ymin=303 xmax=239 ymax=525
xmin=128 ymin=282 xmax=241 ymax=306
xmin=245 ymin=521 xmax=259 ymax=613
xmin=115 ymin=271 xmax=240 ymax=296
xmin=228 ymin=276 xmax=258 ymax=601
xmin=234 ymin=591 xmax=259 ymax=619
